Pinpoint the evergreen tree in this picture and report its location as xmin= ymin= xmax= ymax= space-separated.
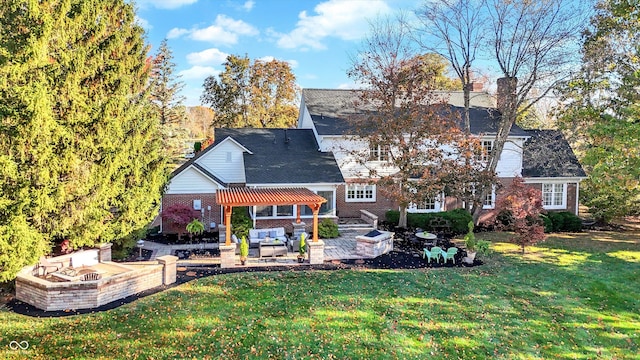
xmin=0 ymin=0 xmax=167 ymax=281
xmin=557 ymin=0 xmax=640 ymax=221
xmin=150 ymin=39 xmax=186 ymax=126
xmin=150 ymin=39 xmax=188 ymax=160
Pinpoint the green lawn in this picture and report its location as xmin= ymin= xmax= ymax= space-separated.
xmin=1 ymin=231 xmax=638 ymax=359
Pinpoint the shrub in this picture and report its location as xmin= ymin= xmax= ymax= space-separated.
xmin=194 ymin=141 xmax=202 ymax=152
xmin=239 ymin=236 xmax=249 ymax=258
xmin=318 ymin=218 xmax=339 ymax=238
xmin=541 ymin=214 xmax=553 ymax=233
xmin=385 ymin=210 xmax=400 ymax=225
xmin=231 ymin=207 xmax=252 ymax=239
xmin=385 ymin=209 xmax=472 ymax=235
xmin=545 ymin=211 xmax=582 ymax=232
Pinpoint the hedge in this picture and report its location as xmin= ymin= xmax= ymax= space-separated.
xmin=385 ymin=208 xmax=472 ymax=235
xmin=543 ymin=211 xmax=582 ymax=233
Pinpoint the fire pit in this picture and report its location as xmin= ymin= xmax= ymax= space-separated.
xmin=355 ymin=230 xmax=394 ymax=258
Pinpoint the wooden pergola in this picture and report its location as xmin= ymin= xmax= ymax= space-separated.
xmin=215 ymin=187 xmax=327 ymax=245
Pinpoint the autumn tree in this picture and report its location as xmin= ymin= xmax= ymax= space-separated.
xmin=416 ymin=0 xmax=590 ymax=222
xmin=150 ymin=39 xmax=188 ymax=160
xmin=493 ymin=177 xmax=546 ymax=254
xmin=250 ymin=59 xmax=299 ymax=128
xmin=185 ymin=106 xmax=214 ymax=138
xmin=347 ymin=15 xmax=481 ymax=228
xmin=201 ymin=54 xmax=251 ymax=128
xmin=415 ymin=0 xmax=487 ymax=133
xmin=0 ymin=0 xmax=167 ymax=281
xmin=201 ymin=55 xmax=298 ymax=128
xmin=557 ymin=0 xmax=640 ymax=221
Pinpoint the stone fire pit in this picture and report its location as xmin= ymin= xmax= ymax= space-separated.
xmin=355 ymin=230 xmax=394 ymax=258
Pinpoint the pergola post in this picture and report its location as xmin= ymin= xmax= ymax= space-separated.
xmin=296 ymin=205 xmax=301 ymax=224
xmin=310 ymin=203 xmax=321 ymax=242
xmin=224 ymin=205 xmax=232 ymax=246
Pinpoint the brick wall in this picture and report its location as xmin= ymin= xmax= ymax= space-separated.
xmin=336 ymin=184 xmax=396 ymax=219
xmin=161 ymin=194 xmax=220 ymax=233
xmin=15 ymin=259 xmax=176 ymax=311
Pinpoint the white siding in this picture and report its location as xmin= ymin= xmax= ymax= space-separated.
xmin=324 ymin=135 xmax=525 ymax=179
xmin=166 ymin=167 xmax=219 ymax=194
xmin=196 ymin=140 xmax=246 ymax=183
xmin=496 ymin=139 xmax=524 ymax=177
xmin=297 ymin=98 xmax=316 ymax=130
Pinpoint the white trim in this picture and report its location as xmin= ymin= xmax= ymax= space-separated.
xmin=483 ymin=187 xmax=496 ymax=209
xmin=345 ymin=183 xmax=376 ymax=202
xmin=208 ymin=136 xmax=253 ymax=155
xmin=542 ymin=183 xmax=567 ymax=210
xmin=523 ymin=177 xmax=586 ymax=183
xmin=407 ymin=195 xmax=444 ymax=213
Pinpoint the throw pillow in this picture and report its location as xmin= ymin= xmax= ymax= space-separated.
xmin=258 ymin=231 xmax=267 ymax=239
xmin=269 ymin=230 xmax=278 ymax=238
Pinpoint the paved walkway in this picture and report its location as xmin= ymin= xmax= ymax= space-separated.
xmin=140 ymin=229 xmax=371 ymax=267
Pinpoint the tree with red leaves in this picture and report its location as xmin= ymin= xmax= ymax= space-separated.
xmin=493 ymin=177 xmax=546 ymax=254
xmin=161 ymin=204 xmax=196 ymax=241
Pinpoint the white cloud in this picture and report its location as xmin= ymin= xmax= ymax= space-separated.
xmin=243 ymin=0 xmax=255 ymax=11
xmin=257 ymin=56 xmax=299 ymax=69
xmin=168 ymin=15 xmax=258 ymax=46
xmin=167 ymin=28 xmax=189 ymax=39
xmin=275 ymin=0 xmax=391 ymax=50
xmin=137 ymin=0 xmax=198 ymax=10
xmin=135 ymin=16 xmax=151 ymax=29
xmin=337 ymin=81 xmax=363 ymax=89
xmin=179 ymin=66 xmax=220 ymax=80
xmin=186 ymin=48 xmax=229 ymax=65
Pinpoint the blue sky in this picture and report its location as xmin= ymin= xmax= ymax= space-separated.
xmin=135 ymin=0 xmax=420 ymax=106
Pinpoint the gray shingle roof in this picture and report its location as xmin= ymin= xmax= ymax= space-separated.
xmin=214 ymin=128 xmax=344 ymax=185
xmin=302 ymin=88 xmax=529 ymax=137
xmin=522 ymin=130 xmax=586 ymax=178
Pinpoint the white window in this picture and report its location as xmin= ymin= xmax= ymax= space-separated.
xmin=226 ymin=152 xmax=232 ymax=163
xmin=369 ymin=144 xmax=390 ymax=162
xmin=483 ymin=188 xmax=496 ymax=209
xmin=300 ymin=189 xmax=336 ymax=216
xmin=408 ymin=196 xmax=442 ymax=213
xmin=346 ymin=184 xmax=376 ymax=202
xmin=481 ymin=140 xmax=493 ymax=162
xmin=542 ymin=183 xmax=566 ymax=209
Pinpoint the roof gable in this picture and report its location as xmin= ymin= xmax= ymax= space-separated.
xmin=214 ymin=128 xmax=344 ymax=185
xmin=522 ymin=130 xmax=586 ymax=178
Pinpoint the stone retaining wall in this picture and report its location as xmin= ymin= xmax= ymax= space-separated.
xmin=15 ymin=255 xmax=178 ymax=311
xmin=355 ymin=231 xmax=394 ymax=258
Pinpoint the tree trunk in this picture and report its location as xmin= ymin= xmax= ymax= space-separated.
xmin=398 ymin=205 xmax=408 ymax=228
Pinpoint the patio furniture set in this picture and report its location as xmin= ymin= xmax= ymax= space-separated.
xmin=246 ymin=227 xmax=307 ymax=259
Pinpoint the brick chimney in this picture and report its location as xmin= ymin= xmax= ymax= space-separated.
xmin=465 ymin=82 xmax=484 ymax=92
xmin=496 ymin=77 xmax=517 ymax=113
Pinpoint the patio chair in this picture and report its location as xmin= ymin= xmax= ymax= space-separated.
xmin=38 ymin=256 xmax=64 ymax=276
xmin=428 ymin=246 xmax=444 ymax=264
xmin=442 ymin=247 xmax=458 ymax=264
xmin=423 ymin=248 xmax=437 ymax=263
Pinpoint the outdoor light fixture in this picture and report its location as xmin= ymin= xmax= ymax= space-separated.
xmin=137 ymin=239 xmax=145 ymax=260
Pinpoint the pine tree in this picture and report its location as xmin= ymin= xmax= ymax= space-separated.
xmin=0 ymin=0 xmax=168 ymax=281
xmin=150 ymin=39 xmax=188 ymax=161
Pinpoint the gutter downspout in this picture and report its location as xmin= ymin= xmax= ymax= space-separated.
xmin=575 ymin=182 xmax=580 ymax=216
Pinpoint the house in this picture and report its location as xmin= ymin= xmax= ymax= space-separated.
xmin=161 ymin=127 xmax=344 ymax=234
xmin=160 ymin=86 xmax=585 ymax=233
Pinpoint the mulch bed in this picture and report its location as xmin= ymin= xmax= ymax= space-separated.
xmin=5 ymin=225 xmax=481 ymax=318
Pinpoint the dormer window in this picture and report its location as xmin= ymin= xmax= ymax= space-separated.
xmin=369 ymin=144 xmax=390 ymax=162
